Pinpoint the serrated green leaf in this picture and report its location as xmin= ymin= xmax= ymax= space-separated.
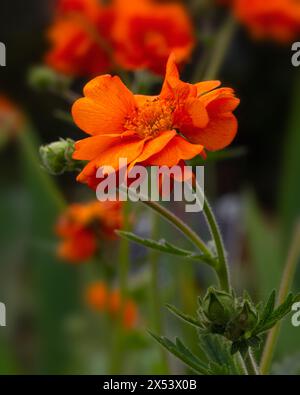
xmin=149 ymin=332 xmax=209 ymax=375
xmin=254 ymin=293 xmax=298 ymax=335
xmin=117 ymin=231 xmax=215 ymax=266
xmin=257 ymin=290 xmax=276 ymax=328
xmin=166 ymin=304 xmax=203 ymax=329
xmin=198 ymin=334 xmax=244 ymax=375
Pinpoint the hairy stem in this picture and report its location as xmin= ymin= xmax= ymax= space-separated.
xmin=149 ymin=212 xmax=170 ymax=373
xmin=109 ymin=202 xmax=131 ymax=374
xmin=203 ymin=198 xmax=231 ymax=292
xmin=244 ymin=349 xmax=260 ymax=375
xmin=143 ymin=200 xmax=213 ymax=261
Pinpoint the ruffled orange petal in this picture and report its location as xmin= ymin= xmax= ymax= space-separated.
xmin=72 ymin=75 xmax=136 ymax=135
xmin=76 ymin=135 xmax=148 ymax=184
xmin=73 ymin=132 xmax=135 ymax=160
xmin=128 ymin=130 xmax=177 ymax=170
xmin=144 ymin=135 xmax=203 ymax=167
xmin=195 ymin=81 xmax=221 ymax=95
xmin=189 ymin=114 xmax=238 ymax=151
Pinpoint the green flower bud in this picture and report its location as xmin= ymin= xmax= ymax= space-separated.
xmin=202 ymin=288 xmax=235 ymax=326
xmin=40 ymin=138 xmax=83 ymax=175
xmin=28 ymin=66 xmax=71 ymax=92
xmin=236 ymin=300 xmax=258 ymax=332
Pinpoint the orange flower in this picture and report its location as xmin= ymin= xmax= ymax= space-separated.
xmin=85 ymin=281 xmax=108 ymax=311
xmin=86 ymin=284 xmax=138 ymax=329
xmin=72 ymin=54 xmax=239 ymax=188
xmin=111 ymin=0 xmax=195 ymax=75
xmin=46 ymin=0 xmax=115 ymax=76
xmin=123 ymin=300 xmax=138 ymax=330
xmin=55 ymin=200 xmax=123 ymax=262
xmin=234 ymin=0 xmax=300 ymax=43
xmin=109 ymin=289 xmax=138 ymax=329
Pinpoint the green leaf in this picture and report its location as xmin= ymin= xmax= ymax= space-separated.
xmin=117 ymin=231 xmax=215 ymax=266
xmin=254 ymin=293 xmax=299 ymax=335
xmin=257 ymin=290 xmax=276 ymax=328
xmin=166 ymin=304 xmax=203 ymax=329
xmin=149 ymin=332 xmax=209 ymax=375
xmin=198 ymin=334 xmax=245 ymax=375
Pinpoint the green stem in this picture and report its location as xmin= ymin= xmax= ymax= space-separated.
xmin=120 ymin=201 xmax=130 ymax=301
xmin=149 ymin=212 xmax=170 ymax=373
xmin=260 ymin=221 xmax=300 ymax=375
xmin=143 ymin=201 xmax=213 ymax=260
xmin=203 ymin=198 xmax=231 ymax=292
xmin=109 ymin=201 xmax=131 ymax=374
xmin=244 ymin=349 xmax=260 ymax=375
xmin=200 ymin=13 xmax=237 ymax=82
xmin=20 ymin=124 xmax=66 ymax=211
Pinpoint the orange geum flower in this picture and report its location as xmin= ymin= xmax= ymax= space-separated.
xmin=72 ymin=54 xmax=239 ymax=187
xmin=111 ymin=0 xmax=195 ymax=75
xmin=45 ymin=0 xmax=115 ymax=77
xmin=55 ymin=200 xmax=123 ymax=263
xmin=234 ymin=0 xmax=300 ymax=43
xmin=85 ymin=281 xmax=108 ymax=311
xmin=109 ymin=289 xmax=138 ymax=329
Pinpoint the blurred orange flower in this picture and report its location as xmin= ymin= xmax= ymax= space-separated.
xmin=234 ymin=0 xmax=300 ymax=43
xmin=108 ymin=289 xmax=138 ymax=329
xmin=55 ymin=200 xmax=123 ymax=262
xmin=85 ymin=281 xmax=108 ymax=311
xmin=86 ymin=282 xmax=138 ymax=329
xmin=72 ymin=54 xmax=239 ymax=187
xmin=112 ymin=0 xmax=195 ymax=75
xmin=46 ymin=0 xmax=195 ymax=77
xmin=0 ymin=95 xmax=23 ymax=139
xmin=46 ymin=0 xmax=115 ymax=76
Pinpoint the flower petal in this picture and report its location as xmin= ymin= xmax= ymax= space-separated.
xmin=144 ymin=135 xmax=204 ymax=167
xmin=73 ymin=132 xmax=136 ymax=160
xmin=72 ymin=75 xmax=136 ymax=135
xmin=189 ymin=114 xmax=238 ymax=151
xmin=195 ymin=81 xmax=221 ymax=95
xmin=129 ymin=130 xmax=177 ymax=170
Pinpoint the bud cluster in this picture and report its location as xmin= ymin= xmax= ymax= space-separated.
xmin=198 ymin=287 xmax=260 ymax=354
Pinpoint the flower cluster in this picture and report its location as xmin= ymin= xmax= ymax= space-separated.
xmin=55 ymin=200 xmax=123 ymax=262
xmin=86 ymin=281 xmax=138 ymax=329
xmin=46 ymin=0 xmax=195 ymax=76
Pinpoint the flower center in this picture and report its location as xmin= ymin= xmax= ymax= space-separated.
xmin=125 ymin=98 xmax=174 ymax=138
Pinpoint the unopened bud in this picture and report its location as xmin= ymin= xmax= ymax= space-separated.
xmin=40 ymin=138 xmax=83 ymax=175
xmin=28 ymin=66 xmax=71 ymax=92
xmin=236 ymin=300 xmax=258 ymax=331
xmin=202 ymin=288 xmax=235 ymax=326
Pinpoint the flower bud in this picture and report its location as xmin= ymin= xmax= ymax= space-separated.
xmin=28 ymin=66 xmax=71 ymax=92
xmin=40 ymin=138 xmax=83 ymax=175
xmin=236 ymin=300 xmax=258 ymax=332
xmin=202 ymin=288 xmax=235 ymax=326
